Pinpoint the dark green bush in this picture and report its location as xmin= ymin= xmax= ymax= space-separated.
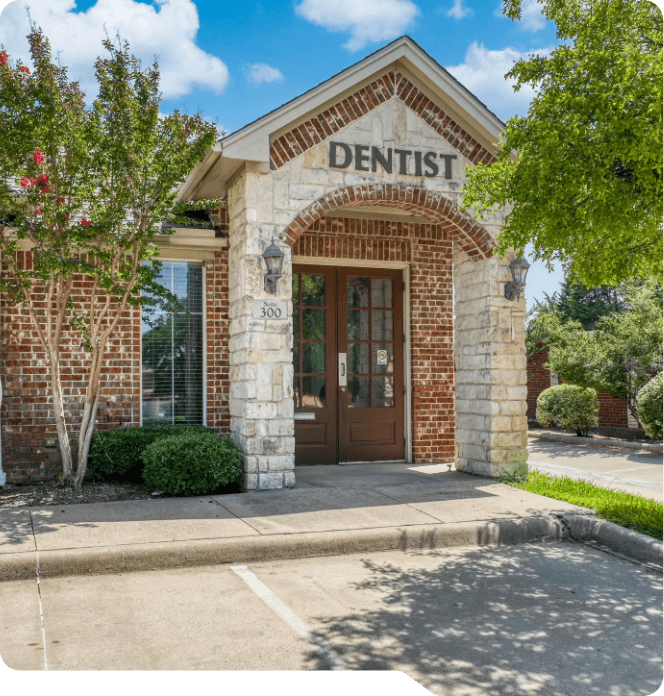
xmin=88 ymin=425 xmax=212 ymax=481
xmin=142 ymin=431 xmax=242 ymax=496
xmin=536 ymin=384 xmax=599 ymax=436
xmin=637 ymin=373 xmax=663 ymax=439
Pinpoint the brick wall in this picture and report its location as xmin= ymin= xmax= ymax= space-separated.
xmin=1 ymin=251 xmax=141 ymax=482
xmin=527 ymin=347 xmax=630 ymax=428
xmin=2 ymin=248 xmax=232 ymax=482
xmin=526 ymin=349 xmax=551 ymax=421
xmin=293 ymin=215 xmax=455 ymax=462
xmin=206 ymin=248 xmax=231 ymax=433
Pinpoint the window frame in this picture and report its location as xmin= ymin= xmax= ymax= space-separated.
xmin=139 ymin=258 xmax=207 ymax=427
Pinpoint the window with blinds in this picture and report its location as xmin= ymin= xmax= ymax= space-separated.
xmin=141 ymin=261 xmax=204 ymax=425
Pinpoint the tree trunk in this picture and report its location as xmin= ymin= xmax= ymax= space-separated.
xmin=47 ymin=358 xmax=74 ymax=482
xmin=73 ymin=383 xmax=102 ymax=488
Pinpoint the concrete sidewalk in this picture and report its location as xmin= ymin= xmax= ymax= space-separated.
xmin=1 ymin=463 xmax=661 ymax=581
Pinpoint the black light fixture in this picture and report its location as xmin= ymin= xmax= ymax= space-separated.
xmin=504 ymin=256 xmax=530 ymax=301
xmin=262 ymin=240 xmax=284 ymax=295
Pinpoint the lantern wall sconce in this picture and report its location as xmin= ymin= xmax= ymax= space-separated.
xmin=262 ymin=241 xmax=284 ymax=295
xmin=504 ymin=256 xmax=530 ymax=301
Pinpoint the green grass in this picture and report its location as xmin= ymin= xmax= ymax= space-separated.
xmin=508 ymin=471 xmax=663 ymax=540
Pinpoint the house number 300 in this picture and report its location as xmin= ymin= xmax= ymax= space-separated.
xmin=253 ymin=299 xmax=288 ymax=320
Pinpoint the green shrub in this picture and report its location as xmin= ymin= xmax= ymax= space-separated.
xmin=88 ymin=425 xmax=212 ymax=481
xmin=637 ymin=373 xmax=663 ymax=439
xmin=536 ymin=384 xmax=599 ymax=436
xmin=142 ymin=431 xmax=242 ymax=496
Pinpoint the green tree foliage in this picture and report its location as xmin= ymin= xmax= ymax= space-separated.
xmin=538 ymin=275 xmax=628 ymax=329
xmin=545 ymin=280 xmax=663 ymax=420
xmin=536 ymin=384 xmax=599 ymax=436
xmin=462 ymin=0 xmax=663 ymax=286
xmin=637 ymin=373 xmax=663 ymax=439
xmin=0 ymin=28 xmax=218 ymax=486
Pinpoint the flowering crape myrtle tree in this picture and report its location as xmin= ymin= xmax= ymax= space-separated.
xmin=0 ymin=28 xmax=218 ymax=487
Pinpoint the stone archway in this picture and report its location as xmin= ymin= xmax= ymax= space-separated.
xmin=281 ymin=183 xmax=496 ymax=260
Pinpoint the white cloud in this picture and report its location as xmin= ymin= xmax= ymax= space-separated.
xmin=295 ymin=0 xmax=419 ymax=51
xmin=446 ymin=42 xmax=552 ymax=121
xmin=520 ymin=0 xmax=546 ymax=31
xmin=493 ymin=0 xmax=546 ymax=31
xmin=246 ymin=63 xmax=284 ymax=85
xmin=0 ymin=0 xmax=229 ymax=100
xmin=447 ymin=0 xmax=473 ymax=20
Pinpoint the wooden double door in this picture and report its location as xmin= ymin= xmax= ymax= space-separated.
xmin=293 ymin=265 xmax=405 ymax=464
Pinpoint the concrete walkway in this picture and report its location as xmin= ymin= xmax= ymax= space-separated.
xmin=528 ymin=437 xmax=663 ymax=502
xmin=1 ymin=462 xmax=661 ymax=581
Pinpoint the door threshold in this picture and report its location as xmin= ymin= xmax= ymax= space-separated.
xmin=338 ymin=460 xmax=408 ymax=466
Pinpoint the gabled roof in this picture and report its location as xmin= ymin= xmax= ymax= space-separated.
xmin=179 ymin=35 xmax=506 ymax=201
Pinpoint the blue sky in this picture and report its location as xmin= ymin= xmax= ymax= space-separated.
xmin=0 ymin=0 xmax=566 ymax=307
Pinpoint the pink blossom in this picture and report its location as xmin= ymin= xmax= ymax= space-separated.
xmin=20 ymin=176 xmax=30 ymax=187
xmin=30 ymin=177 xmax=37 ymax=185
xmin=0 ymin=52 xmax=7 ymax=67
xmin=37 ymin=173 xmax=48 ymax=184
xmin=33 ymin=150 xmax=45 ymax=164
xmin=19 ymin=66 xmax=30 ymax=73
xmin=34 ymin=208 xmax=41 ymax=215
xmin=81 ymin=218 xmax=91 ymax=226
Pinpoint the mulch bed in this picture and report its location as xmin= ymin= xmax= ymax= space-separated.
xmin=528 ymin=422 xmax=662 ymax=444
xmin=0 ymin=479 xmax=242 ymax=509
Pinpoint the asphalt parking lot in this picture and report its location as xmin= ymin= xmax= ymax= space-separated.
xmin=2 ymin=541 xmax=661 ymax=695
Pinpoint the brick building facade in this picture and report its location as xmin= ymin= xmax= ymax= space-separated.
xmin=527 ymin=347 xmax=632 ymax=429
xmin=1 ymin=37 xmax=531 ymax=487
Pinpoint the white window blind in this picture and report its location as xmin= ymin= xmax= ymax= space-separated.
xmin=141 ymin=261 xmax=204 ymax=425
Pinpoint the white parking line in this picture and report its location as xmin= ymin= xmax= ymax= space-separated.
xmin=34 ymin=550 xmax=49 ymax=670
xmin=231 ymin=564 xmax=350 ymax=671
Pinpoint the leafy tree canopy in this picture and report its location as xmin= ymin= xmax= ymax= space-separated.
xmin=0 ymin=27 xmax=219 ymax=486
xmin=539 ymin=279 xmax=663 ymax=418
xmin=533 ymin=272 xmax=629 ymax=331
xmin=462 ymin=0 xmax=663 ymax=286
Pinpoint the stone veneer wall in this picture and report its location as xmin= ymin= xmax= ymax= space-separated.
xmin=454 ymin=248 xmax=529 ymax=477
xmin=294 ymin=215 xmax=455 ymax=462
xmin=227 ymin=173 xmax=296 ymax=490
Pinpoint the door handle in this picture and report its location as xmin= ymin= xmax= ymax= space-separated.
xmin=338 ymin=353 xmax=347 ymax=390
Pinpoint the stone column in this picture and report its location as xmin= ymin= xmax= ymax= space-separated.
xmin=454 ymin=247 xmax=528 ymax=477
xmin=227 ymin=171 xmax=295 ymax=490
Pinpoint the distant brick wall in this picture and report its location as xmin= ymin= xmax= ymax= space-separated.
xmin=294 ymin=215 xmax=455 ymax=462
xmin=527 ymin=346 xmax=630 ymax=428
xmin=2 ymin=248 xmax=232 ymax=482
xmin=526 ymin=349 xmax=551 ymax=421
xmin=596 ymin=391 xmax=629 ymax=428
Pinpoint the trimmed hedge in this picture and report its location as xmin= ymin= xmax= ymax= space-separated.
xmin=88 ymin=425 xmax=212 ymax=481
xmin=142 ymin=430 xmax=242 ymax=496
xmin=536 ymin=384 xmax=599 ymax=436
xmin=637 ymin=373 xmax=663 ymax=439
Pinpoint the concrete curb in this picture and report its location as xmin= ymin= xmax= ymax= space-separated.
xmin=561 ymin=513 xmax=663 ymax=568
xmin=529 ymin=430 xmax=663 ymax=454
xmin=0 ymin=516 xmax=567 ymax=581
xmin=2 ymin=514 xmax=660 ymax=582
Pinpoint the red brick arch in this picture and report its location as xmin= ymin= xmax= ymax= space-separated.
xmin=281 ymin=184 xmax=495 ymax=260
